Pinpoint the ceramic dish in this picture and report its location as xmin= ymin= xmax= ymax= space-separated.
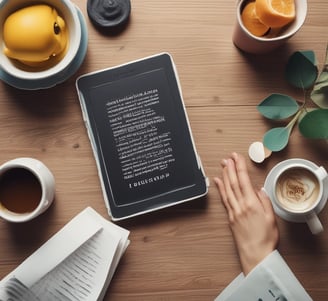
xmin=0 ymin=6 xmax=88 ymax=90
xmin=0 ymin=0 xmax=81 ymax=80
xmin=264 ymin=158 xmax=328 ymax=223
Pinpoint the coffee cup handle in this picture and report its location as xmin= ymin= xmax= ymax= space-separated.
xmin=305 ymin=212 xmax=323 ymax=235
xmin=315 ymin=166 xmax=328 ymax=180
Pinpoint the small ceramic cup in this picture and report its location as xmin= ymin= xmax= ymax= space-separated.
xmin=268 ymin=159 xmax=327 ymax=234
xmin=232 ymin=0 xmax=307 ymax=54
xmin=0 ymin=0 xmax=81 ymax=81
xmin=0 ymin=158 xmax=55 ymax=223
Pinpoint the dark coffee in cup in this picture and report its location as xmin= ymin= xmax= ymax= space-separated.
xmin=0 ymin=168 xmax=42 ymax=214
xmin=275 ymin=167 xmax=320 ymax=213
xmin=0 ymin=158 xmax=55 ymax=223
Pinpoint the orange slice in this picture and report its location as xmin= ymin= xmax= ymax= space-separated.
xmin=255 ymin=0 xmax=296 ymax=28
xmin=241 ymin=1 xmax=270 ymax=37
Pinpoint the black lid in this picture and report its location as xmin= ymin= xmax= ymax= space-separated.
xmin=87 ymin=0 xmax=131 ymax=29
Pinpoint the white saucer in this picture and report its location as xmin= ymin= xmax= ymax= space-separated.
xmin=0 ymin=7 xmax=88 ymax=90
xmin=264 ymin=158 xmax=328 ymax=223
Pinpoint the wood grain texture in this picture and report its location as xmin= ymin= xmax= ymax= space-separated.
xmin=0 ymin=0 xmax=328 ymax=300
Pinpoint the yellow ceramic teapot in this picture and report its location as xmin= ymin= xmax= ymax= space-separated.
xmin=3 ymin=4 xmax=68 ymax=65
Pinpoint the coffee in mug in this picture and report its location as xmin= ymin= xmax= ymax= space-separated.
xmin=0 ymin=158 xmax=55 ymax=222
xmin=275 ymin=167 xmax=320 ymax=213
xmin=269 ymin=160 xmax=328 ymax=234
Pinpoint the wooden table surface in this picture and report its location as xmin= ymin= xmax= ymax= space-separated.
xmin=1 ymin=0 xmax=328 ymax=300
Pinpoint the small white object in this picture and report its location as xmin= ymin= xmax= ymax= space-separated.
xmin=248 ymin=141 xmax=271 ymax=163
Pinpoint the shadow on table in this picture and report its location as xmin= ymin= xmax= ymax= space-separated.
xmin=117 ymin=194 xmax=209 ymax=229
xmin=5 ymin=198 xmax=57 ymax=246
xmin=283 ymin=209 xmax=327 ymax=253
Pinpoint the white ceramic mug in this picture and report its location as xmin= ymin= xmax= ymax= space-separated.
xmin=0 ymin=158 xmax=55 ymax=222
xmin=270 ymin=160 xmax=327 ymax=234
xmin=232 ymin=0 xmax=307 ymax=54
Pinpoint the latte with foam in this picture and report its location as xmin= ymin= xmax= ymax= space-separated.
xmin=275 ymin=167 xmax=320 ymax=212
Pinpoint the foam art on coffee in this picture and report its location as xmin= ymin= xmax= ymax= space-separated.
xmin=276 ymin=168 xmax=320 ymax=212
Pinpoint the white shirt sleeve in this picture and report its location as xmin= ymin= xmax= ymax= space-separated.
xmin=214 ymin=250 xmax=312 ymax=301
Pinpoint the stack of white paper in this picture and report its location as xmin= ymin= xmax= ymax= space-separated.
xmin=0 ymin=207 xmax=130 ymax=301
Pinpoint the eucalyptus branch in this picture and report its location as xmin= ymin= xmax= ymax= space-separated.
xmin=254 ymin=49 xmax=328 ymax=157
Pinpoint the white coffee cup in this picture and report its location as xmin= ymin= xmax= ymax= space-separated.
xmin=0 ymin=158 xmax=55 ymax=222
xmin=232 ymin=0 xmax=307 ymax=54
xmin=269 ymin=160 xmax=327 ymax=234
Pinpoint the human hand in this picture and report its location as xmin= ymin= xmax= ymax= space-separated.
xmin=214 ymin=152 xmax=279 ymax=275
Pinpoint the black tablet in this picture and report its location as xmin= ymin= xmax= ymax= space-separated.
xmin=76 ymin=53 xmax=208 ymax=220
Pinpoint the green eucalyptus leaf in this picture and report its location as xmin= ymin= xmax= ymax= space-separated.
xmin=299 ymin=109 xmax=328 ymax=139
xmin=257 ymin=93 xmax=299 ymax=120
xmin=285 ymin=51 xmax=318 ymax=89
xmin=311 ymin=87 xmax=328 ymax=108
xmin=301 ymin=50 xmax=316 ymax=64
xmin=263 ymin=127 xmax=290 ymax=152
xmin=315 ymin=73 xmax=328 ymax=84
xmin=311 ymin=46 xmax=328 ymax=108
